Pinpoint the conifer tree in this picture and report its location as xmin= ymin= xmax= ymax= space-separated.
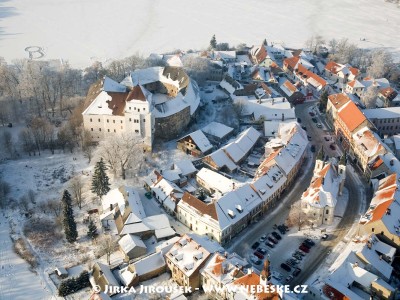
xmin=87 ymin=218 xmax=97 ymax=239
xmin=319 ymin=90 xmax=329 ymax=112
xmin=91 ymin=158 xmax=110 ymax=199
xmin=210 ymin=34 xmax=217 ymax=50
xmin=62 ymin=190 xmax=78 ymax=243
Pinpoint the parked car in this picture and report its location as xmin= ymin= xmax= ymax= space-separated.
xmin=311 ymin=145 xmax=316 ymax=152
xmin=316 ymin=123 xmax=323 ymax=128
xmin=268 ymin=236 xmax=278 ymax=244
xmin=309 ymin=112 xmax=315 ymax=116
xmin=277 ymin=225 xmax=286 ymax=234
xmin=280 ymin=263 xmax=292 ymax=272
xmin=301 ymin=242 xmax=311 ymax=249
xmin=299 ymin=244 xmax=310 ymax=253
xmin=312 ymin=117 xmax=318 ymax=123
xmin=292 ymin=253 xmax=303 ymax=260
xmin=324 ymin=136 xmax=330 ymax=141
xmin=285 ymin=275 xmax=294 ymax=283
xmin=257 ymin=247 xmax=268 ymax=255
xmin=254 ymin=251 xmax=264 ymax=259
xmin=259 ymin=235 xmax=267 ymax=242
xmin=304 ymin=239 xmax=315 ymax=246
xmin=295 ymin=250 xmax=306 ymax=256
xmin=297 ymin=118 xmax=302 ymax=123
xmin=330 ymin=144 xmax=336 ymax=150
xmin=251 ymin=241 xmax=260 ymax=250
xmin=307 ymin=135 xmax=312 ymax=141
xmin=288 ymin=258 xmax=298 ymax=266
xmin=292 ymin=267 xmax=301 ymax=277
xmin=265 ymin=241 xmax=275 ymax=248
xmin=271 ymin=231 xmax=282 ymax=240
xmin=301 ymin=126 xmax=307 ymax=131
xmin=322 ymin=234 xmax=329 ymax=240
xmin=271 ymin=272 xmax=283 ymax=281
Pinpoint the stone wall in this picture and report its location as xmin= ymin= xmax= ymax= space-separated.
xmin=154 ymin=106 xmax=191 ymax=140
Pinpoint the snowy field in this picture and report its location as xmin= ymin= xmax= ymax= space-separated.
xmin=0 ymin=0 xmax=399 ymax=68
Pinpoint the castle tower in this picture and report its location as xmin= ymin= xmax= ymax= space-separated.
xmin=260 ymin=259 xmax=270 ymax=286
xmin=338 ymin=153 xmax=347 ymax=195
xmin=315 ymin=147 xmax=325 ymax=172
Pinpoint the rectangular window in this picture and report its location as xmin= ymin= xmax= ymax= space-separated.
xmin=99 ymin=128 xmax=101 ymax=131
xmin=135 ymin=130 xmax=139 ymax=133
xmin=90 ymin=118 xmax=92 ymax=122
xmin=107 ymin=119 xmax=109 ymax=123
xmin=98 ymin=118 xmax=100 ymax=122
xmin=121 ymin=120 xmax=123 ymax=124
xmin=129 ymin=118 xmax=132 ymax=122
xmin=114 ymin=129 xmax=116 ymax=133
xmin=107 ymin=129 xmax=110 ymax=132
xmin=138 ymin=109 xmax=140 ymax=112
xmin=129 ymin=107 xmax=131 ymax=110
xmin=143 ymin=119 xmax=146 ymax=122
xmin=91 ymin=128 xmax=93 ymax=131
xmin=113 ymin=120 xmax=115 ymax=123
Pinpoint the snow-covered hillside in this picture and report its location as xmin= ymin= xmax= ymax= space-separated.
xmin=0 ymin=0 xmax=399 ymax=68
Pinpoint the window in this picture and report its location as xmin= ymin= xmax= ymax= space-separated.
xmin=113 ymin=120 xmax=115 ymax=123
xmin=135 ymin=130 xmax=139 ymax=133
xmin=143 ymin=119 xmax=146 ymax=122
xmin=107 ymin=119 xmax=109 ymax=123
xmin=90 ymin=118 xmax=92 ymax=122
xmin=143 ymin=108 xmax=145 ymax=111
xmin=325 ymin=209 xmax=329 ymax=214
xmin=98 ymin=118 xmax=100 ymax=122
xmin=107 ymin=129 xmax=110 ymax=132
xmin=114 ymin=129 xmax=116 ymax=133
xmin=138 ymin=109 xmax=140 ymax=112
xmin=129 ymin=107 xmax=131 ymax=110
xmin=91 ymin=128 xmax=93 ymax=131
xmin=372 ymin=228 xmax=375 ymax=232
xmin=121 ymin=120 xmax=123 ymax=124
xmin=129 ymin=118 xmax=132 ymax=122
xmin=99 ymin=128 xmax=101 ymax=131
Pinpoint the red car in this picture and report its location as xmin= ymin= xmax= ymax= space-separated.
xmin=299 ymin=244 xmax=310 ymax=253
xmin=254 ymin=251 xmax=264 ymax=259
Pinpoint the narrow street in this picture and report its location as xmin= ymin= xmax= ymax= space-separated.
xmin=227 ymin=100 xmax=368 ymax=286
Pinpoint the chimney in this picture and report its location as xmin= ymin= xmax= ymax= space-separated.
xmin=247 ymin=269 xmax=252 ymax=275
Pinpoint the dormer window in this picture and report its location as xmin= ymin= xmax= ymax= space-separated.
xmin=235 ymin=205 xmax=243 ymax=213
xmin=228 ymin=209 xmax=236 ymax=219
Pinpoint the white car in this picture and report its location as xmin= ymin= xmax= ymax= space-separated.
xmin=259 ymin=234 xmax=267 ymax=242
xmin=316 ymin=123 xmax=322 ymax=128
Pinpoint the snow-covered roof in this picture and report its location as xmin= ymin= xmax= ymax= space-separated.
xmin=118 ymin=234 xmax=147 ymax=254
xmin=96 ymin=262 xmax=119 ymax=287
xmin=174 ymin=160 xmax=197 ymax=177
xmin=133 ymin=252 xmax=165 ymax=276
xmin=102 ymin=187 xmax=146 ymax=223
xmin=180 ymin=130 xmax=213 ymax=153
xmin=363 ymin=107 xmax=400 ymax=119
xmin=152 ymin=178 xmax=183 ymax=203
xmin=187 ymin=233 xmax=224 ymax=254
xmin=236 ymin=97 xmax=296 ymax=121
xmin=155 ymin=236 xmax=180 ymax=255
xmin=166 ymin=234 xmax=211 ymax=277
xmin=197 ymin=168 xmax=237 ymax=195
xmin=352 ymin=127 xmax=386 ymax=160
xmin=155 ymin=227 xmax=176 ymax=240
xmin=222 ymin=127 xmax=261 ymax=163
xmin=201 ymin=122 xmax=234 ymax=139
xmin=357 ymin=235 xmax=394 ymax=279
xmin=205 ymin=149 xmax=237 ymax=171
xmin=103 ymin=76 xmax=127 ymax=93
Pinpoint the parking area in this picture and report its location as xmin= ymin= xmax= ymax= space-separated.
xmin=247 ymin=225 xmax=327 ymax=284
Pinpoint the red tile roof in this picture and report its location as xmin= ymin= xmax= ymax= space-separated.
xmin=283 ymin=56 xmax=300 ymax=71
xmin=328 ymin=93 xmax=351 ymax=110
xmin=379 ymin=87 xmax=398 ymax=101
xmin=325 ymin=61 xmax=341 ymax=74
xmin=181 ymin=192 xmax=218 ymax=221
xmin=337 ymin=101 xmax=367 ymax=132
xmin=255 ymin=45 xmax=267 ymax=64
xmin=126 ymin=85 xmax=146 ymax=101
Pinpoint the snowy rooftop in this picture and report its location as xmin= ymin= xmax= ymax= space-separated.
xmin=353 ymin=127 xmax=386 ymax=160
xmin=180 ymin=130 xmax=213 ymax=153
xmin=166 ymin=234 xmax=211 ymax=277
xmin=201 ymin=252 xmax=248 ymax=285
xmin=363 ymin=107 xmax=400 ymax=119
xmin=174 ymin=160 xmax=197 ymax=177
xmin=201 ymin=122 xmax=234 ymax=139
xmin=238 ymin=97 xmax=296 ymax=121
xmin=132 ymin=252 xmax=166 ymax=276
xmin=205 ymin=148 xmax=237 ymax=171
xmin=197 ymin=168 xmax=237 ymax=195
xmin=152 ymin=178 xmax=183 ymax=203
xmin=155 ymin=236 xmax=181 ymax=255
xmin=102 ymin=187 xmax=146 ymax=223
xmin=118 ymin=234 xmax=146 ymax=254
xmin=103 ymin=76 xmax=127 ymax=93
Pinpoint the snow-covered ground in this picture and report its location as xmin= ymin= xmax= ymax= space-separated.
xmin=0 ymin=218 xmax=52 ymax=300
xmin=1 ymin=0 xmax=399 ymax=68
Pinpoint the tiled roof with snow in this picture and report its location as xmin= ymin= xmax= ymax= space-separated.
xmin=152 ymin=178 xmax=183 ymax=203
xmin=205 ymin=148 xmax=237 ymax=171
xmin=337 ymin=100 xmax=368 ymax=132
xmin=363 ymin=107 xmax=400 ymax=119
xmin=182 ymin=130 xmax=213 ymax=153
xmin=133 ymin=252 xmax=165 ymax=275
xmin=353 ymin=127 xmax=386 ymax=160
xmin=174 ymin=160 xmax=197 ymax=176
xmin=201 ymin=122 xmax=234 ymax=139
xmin=103 ymin=76 xmax=127 ymax=93
xmin=118 ymin=234 xmax=146 ymax=254
xmin=197 ymin=168 xmax=237 ymax=195
xmin=240 ymin=97 xmax=296 ymax=121
xmin=166 ymin=234 xmax=211 ymax=277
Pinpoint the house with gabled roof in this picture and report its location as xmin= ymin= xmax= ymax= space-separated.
xmin=200 ymin=252 xmax=248 ymax=300
xmin=326 ymin=93 xmax=352 ymax=125
xmin=165 ymin=234 xmax=211 ymax=290
xmin=324 ymin=61 xmax=359 ymax=89
xmin=177 ymin=130 xmax=213 ymax=157
xmin=378 ymin=87 xmax=400 ymax=108
xmin=334 ymin=100 xmax=372 ymax=151
xmin=118 ymin=234 xmax=147 ymax=262
xmin=352 ymin=127 xmax=387 ymax=174
xmin=250 ymin=44 xmax=277 ymax=68
xmin=360 ymin=173 xmax=400 ymax=248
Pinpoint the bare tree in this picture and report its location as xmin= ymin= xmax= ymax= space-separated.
xmin=367 ymin=49 xmax=394 ymax=79
xmin=46 ymin=199 xmax=62 ymax=217
xmin=305 ymin=35 xmax=325 ymax=54
xmin=181 ymin=56 xmax=212 ymax=85
xmin=99 ymin=133 xmax=145 ymax=180
xmin=0 ymin=180 xmax=11 ymax=208
xmin=82 ymin=129 xmax=94 ymax=163
xmin=69 ymin=176 xmax=84 ymax=210
xmin=96 ymin=235 xmax=118 ymax=265
xmin=286 ymin=201 xmax=310 ymax=231
xmin=361 ymin=86 xmax=379 ymax=108
xmin=19 ymin=128 xmax=36 ymax=156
